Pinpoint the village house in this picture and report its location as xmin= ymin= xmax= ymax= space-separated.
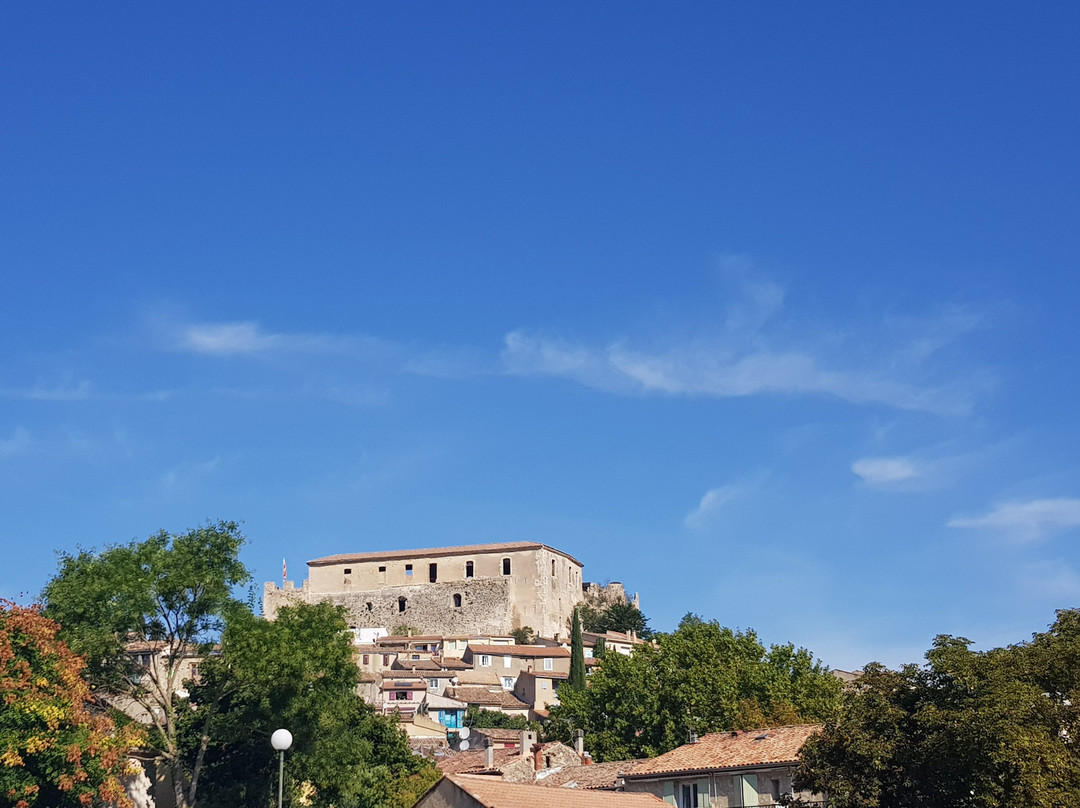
xmin=621 ymin=725 xmax=825 ymax=808
xmin=463 ymin=642 xmax=571 ymax=691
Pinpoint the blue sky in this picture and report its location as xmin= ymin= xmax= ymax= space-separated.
xmin=3 ymin=3 xmax=1079 ymax=670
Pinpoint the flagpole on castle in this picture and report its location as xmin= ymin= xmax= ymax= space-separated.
xmin=282 ymin=558 xmax=286 ymax=585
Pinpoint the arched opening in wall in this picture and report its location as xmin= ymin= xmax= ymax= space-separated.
xmin=398 ymin=597 xmax=407 ymax=613
xmin=365 ymin=602 xmax=373 ymax=612
xmin=465 ymin=561 xmax=474 ymax=578
xmin=502 ymin=558 xmax=511 ymax=576
xmin=453 ymin=593 xmax=462 ymax=608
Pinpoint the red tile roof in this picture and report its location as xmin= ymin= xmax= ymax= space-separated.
xmin=468 ymin=645 xmax=570 ymax=658
xmin=626 ymin=725 xmax=822 ymax=777
xmin=445 ymin=774 xmax=668 ymax=808
xmin=447 ymin=686 xmax=530 ymax=710
xmin=534 ymin=759 xmax=640 ymax=790
xmin=309 ymin=542 xmax=582 ymax=566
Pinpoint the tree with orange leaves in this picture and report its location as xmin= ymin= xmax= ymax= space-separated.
xmin=0 ymin=601 xmax=142 ymax=807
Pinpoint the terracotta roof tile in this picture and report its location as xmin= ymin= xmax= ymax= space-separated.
xmin=534 ymin=760 xmax=640 ymax=790
xmin=468 ymin=645 xmax=570 ymax=658
xmin=446 ymin=686 xmax=530 ymax=710
xmin=445 ymin=774 xmax=668 ymax=807
xmin=437 ymin=748 xmax=523 ymax=774
xmin=626 ymin=725 xmax=822 ymax=777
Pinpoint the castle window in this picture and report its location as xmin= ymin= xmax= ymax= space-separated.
xmin=365 ymin=602 xmax=373 ymax=611
xmin=465 ymin=561 xmax=474 ymax=578
xmin=344 ymin=568 xmax=352 ymax=574
xmin=379 ymin=566 xmax=386 ymax=573
xmin=405 ymin=564 xmax=413 ymax=576
xmin=502 ymin=558 xmax=511 ymax=576
xmin=398 ymin=597 xmax=407 ymax=613
xmin=453 ymin=593 xmax=462 ymax=608
xmin=552 ymin=559 xmax=556 ymax=576
xmin=429 ymin=563 xmax=438 ymax=583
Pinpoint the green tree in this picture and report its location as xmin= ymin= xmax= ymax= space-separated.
xmin=580 ymin=602 xmax=652 ymax=639
xmin=182 ymin=601 xmax=436 ymax=808
xmin=547 ymin=614 xmax=839 ymax=761
xmin=41 ymin=522 xmax=250 ymax=808
xmin=509 ymin=626 xmax=536 ymax=645
xmin=568 ymin=608 xmax=586 ymax=691
xmin=795 ymin=614 xmax=1080 ymax=808
xmin=463 ymin=706 xmax=531 ymax=730
xmin=0 ymin=601 xmax=142 ymax=808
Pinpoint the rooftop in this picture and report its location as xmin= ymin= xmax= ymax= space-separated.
xmin=309 ymin=541 xmax=583 ymax=567
xmin=468 ymin=644 xmax=571 ymax=658
xmin=443 ymin=774 xmax=668 ymax=808
xmin=626 ymin=725 xmax=822 ymax=778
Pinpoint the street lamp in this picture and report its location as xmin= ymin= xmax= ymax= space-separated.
xmin=271 ymin=728 xmax=293 ymax=808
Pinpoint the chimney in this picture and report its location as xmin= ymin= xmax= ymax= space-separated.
xmin=519 ymin=729 xmax=537 ymax=756
xmin=575 ymin=729 xmax=585 ymax=756
xmin=583 ymin=752 xmax=593 ymax=765
xmin=485 ymin=742 xmax=494 ymax=769
xmin=533 ymin=744 xmax=543 ymax=772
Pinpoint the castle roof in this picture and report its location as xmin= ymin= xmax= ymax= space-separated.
xmin=308 ymin=541 xmax=583 ymax=567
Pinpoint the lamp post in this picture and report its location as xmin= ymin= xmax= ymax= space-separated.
xmin=271 ymin=728 xmax=293 ymax=808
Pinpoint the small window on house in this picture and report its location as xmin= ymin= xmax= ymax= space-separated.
xmin=503 ymin=655 xmax=511 ymax=668
xmin=502 ymin=676 xmax=514 ymax=689
xmin=344 ymin=568 xmax=352 ymax=574
xmin=189 ymin=663 xmax=200 ymax=682
xmin=544 ymin=657 xmax=553 ymax=671
xmin=680 ymin=784 xmax=699 ymax=808
xmin=453 ymin=594 xmax=462 ymax=608
xmin=545 ymin=755 xmax=552 ymax=769
xmin=541 ymin=680 xmax=548 ymax=690
xmin=769 ymin=779 xmax=782 ymax=802
xmin=429 ymin=678 xmax=439 ymax=690
xmin=502 ymin=558 xmax=511 ymax=576
xmin=465 ymin=561 xmax=474 ymax=578
xmin=411 ymin=654 xmax=420 ymax=660
xmin=382 ymin=654 xmax=390 ymax=666
xmin=398 ymin=597 xmax=407 ymax=613
xmin=480 ymin=655 xmax=492 ymax=667
xmin=429 ymin=563 xmax=438 ymax=583
xmin=363 ymin=654 xmax=370 ymax=664
xmin=405 ymin=564 xmax=413 ymax=576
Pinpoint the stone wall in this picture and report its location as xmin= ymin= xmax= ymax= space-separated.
xmin=265 ymin=577 xmax=516 ymax=636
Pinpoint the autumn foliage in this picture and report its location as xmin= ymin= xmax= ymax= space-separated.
xmin=0 ymin=601 xmax=141 ymax=808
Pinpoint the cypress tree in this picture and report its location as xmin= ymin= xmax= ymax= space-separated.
xmin=569 ymin=607 xmax=586 ymax=690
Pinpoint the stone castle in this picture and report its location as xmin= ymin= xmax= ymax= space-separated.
xmin=264 ymin=541 xmax=634 ymax=639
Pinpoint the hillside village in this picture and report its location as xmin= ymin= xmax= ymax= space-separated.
xmin=255 ymin=540 xmax=831 ymax=808
xmin=263 ymin=541 xmax=651 ymax=744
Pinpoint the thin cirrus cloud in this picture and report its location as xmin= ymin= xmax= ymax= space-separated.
xmin=502 ymin=330 xmax=980 ymax=415
xmin=948 ymin=498 xmax=1080 ymax=542
xmin=852 ymin=457 xmax=922 ymax=486
xmin=172 ymin=320 xmax=395 ymax=361
xmin=684 ymin=485 xmax=741 ymax=530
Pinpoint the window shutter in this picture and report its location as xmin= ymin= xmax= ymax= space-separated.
xmin=662 ymin=781 xmax=676 ymax=806
xmin=697 ymin=779 xmax=711 ymax=808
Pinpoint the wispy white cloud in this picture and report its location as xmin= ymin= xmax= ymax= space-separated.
xmin=177 ymin=321 xmax=377 ymax=357
xmin=685 ymin=485 xmax=741 ymax=529
xmin=1015 ymin=560 xmax=1080 ymax=602
xmin=948 ymin=498 xmax=1080 ymax=542
xmin=0 ymin=427 xmax=34 ymax=457
xmin=501 ymin=275 xmax=990 ymax=414
xmin=852 ymin=457 xmax=922 ymax=486
xmin=0 ymin=380 xmax=94 ymax=401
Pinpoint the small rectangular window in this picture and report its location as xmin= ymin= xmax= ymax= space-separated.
xmin=480 ymin=655 xmax=492 ymax=667
xmin=363 ymin=654 xmax=370 ymax=665
xmin=465 ymin=561 xmax=474 ymax=578
xmin=378 ymin=565 xmax=386 ymax=573
xmin=429 ymin=563 xmax=438 ymax=583
xmin=405 ymin=564 xmax=413 ymax=576
xmin=502 ymin=558 xmax=511 ymax=575
xmin=503 ymin=655 xmax=511 ymax=668
xmin=543 ymin=658 xmax=553 ymax=671
xmin=344 ymin=568 xmax=352 ymax=574
xmin=382 ymin=655 xmax=390 ymax=666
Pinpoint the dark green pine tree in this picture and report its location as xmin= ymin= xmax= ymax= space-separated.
xmin=569 ymin=607 xmax=586 ymax=690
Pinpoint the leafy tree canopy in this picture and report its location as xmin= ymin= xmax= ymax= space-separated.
xmin=579 ymin=602 xmax=652 ymax=639
xmin=795 ymin=610 xmax=1080 ymax=808
xmin=547 ymin=614 xmax=840 ymax=761
xmin=181 ymin=601 xmax=436 ymax=808
xmin=41 ymin=522 xmax=249 ymax=808
xmin=0 ymin=601 xmax=142 ymax=808
xmin=463 ymin=706 xmax=533 ymax=730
